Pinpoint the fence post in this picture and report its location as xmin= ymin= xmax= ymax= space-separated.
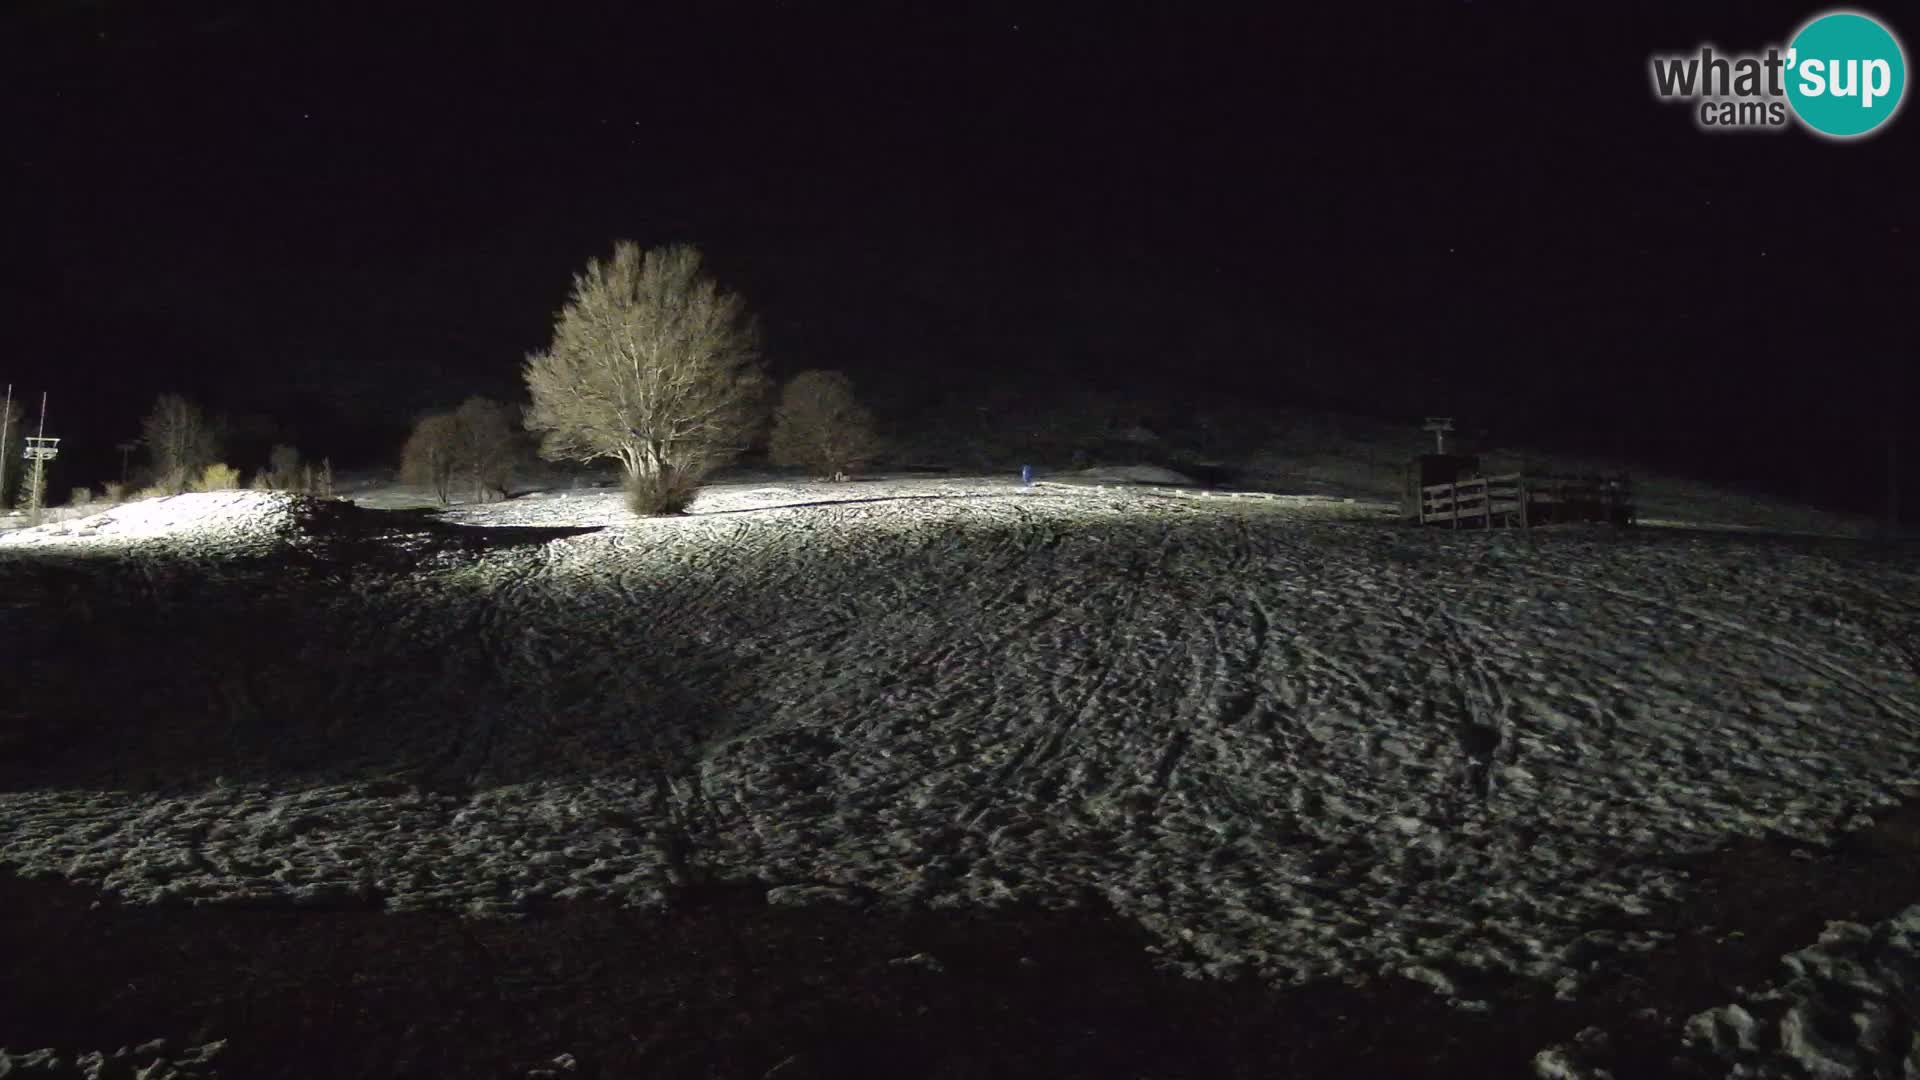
xmin=1518 ymin=476 xmax=1529 ymax=529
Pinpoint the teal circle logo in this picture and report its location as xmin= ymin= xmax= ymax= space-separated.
xmin=1786 ymin=11 xmax=1907 ymax=138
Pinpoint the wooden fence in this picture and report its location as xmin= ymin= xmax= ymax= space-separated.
xmin=1419 ymin=473 xmax=1633 ymax=529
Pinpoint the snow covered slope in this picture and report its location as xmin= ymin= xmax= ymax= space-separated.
xmin=0 ymin=491 xmax=307 ymax=556
xmin=2 ymin=481 xmax=1917 ymax=1012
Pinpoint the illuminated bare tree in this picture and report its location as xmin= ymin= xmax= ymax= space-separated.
xmin=769 ymin=369 xmax=883 ymax=479
xmin=523 ymin=241 xmax=767 ymax=514
xmin=140 ymin=393 xmax=219 ymax=492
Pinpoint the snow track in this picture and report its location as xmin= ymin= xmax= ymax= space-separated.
xmin=3 ymin=483 xmax=1918 ymax=1005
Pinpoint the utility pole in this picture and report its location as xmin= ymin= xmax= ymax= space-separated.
xmin=116 ymin=440 xmax=139 ymax=483
xmin=1423 ymin=416 xmax=1455 ymax=455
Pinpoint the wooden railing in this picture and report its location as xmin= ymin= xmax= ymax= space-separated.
xmin=1420 ymin=473 xmax=1633 ymax=528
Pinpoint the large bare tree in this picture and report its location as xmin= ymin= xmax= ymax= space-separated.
xmin=769 ymin=369 xmax=884 ymax=479
xmin=523 ymin=242 xmax=766 ymax=512
xmin=140 ymin=393 xmax=219 ymax=492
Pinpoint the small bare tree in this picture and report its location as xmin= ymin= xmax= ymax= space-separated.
xmin=523 ymin=241 xmax=767 ymax=514
xmin=141 ymin=393 xmax=219 ymax=493
xmin=769 ymin=370 xmax=884 ymax=479
xmin=400 ymin=412 xmax=461 ymax=504
xmin=453 ymin=397 xmax=517 ymax=502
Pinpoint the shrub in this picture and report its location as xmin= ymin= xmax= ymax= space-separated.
xmin=133 ymin=485 xmax=172 ymax=500
xmin=68 ymin=487 xmax=93 ymax=507
xmin=624 ymin=466 xmax=701 ymax=516
xmin=101 ymin=482 xmax=126 ymax=504
xmin=190 ymin=463 xmax=241 ymax=491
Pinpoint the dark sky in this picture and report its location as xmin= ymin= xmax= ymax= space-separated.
xmin=2 ymin=0 xmax=1913 ymax=507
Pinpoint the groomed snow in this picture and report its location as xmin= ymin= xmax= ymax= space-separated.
xmin=0 ymin=491 xmax=304 ymax=557
xmin=3 ymin=480 xmax=1918 ymax=1014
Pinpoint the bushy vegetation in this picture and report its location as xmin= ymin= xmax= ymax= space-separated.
xmin=189 ymin=463 xmax=242 ymax=491
xmin=523 ymin=241 xmax=767 ymax=516
xmin=769 ymin=369 xmax=883 ymax=479
xmin=624 ymin=466 xmax=702 ymax=515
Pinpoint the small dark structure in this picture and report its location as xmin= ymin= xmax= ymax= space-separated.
xmin=1418 ymin=472 xmax=1634 ymax=529
xmin=1403 ymin=453 xmax=1481 ymax=522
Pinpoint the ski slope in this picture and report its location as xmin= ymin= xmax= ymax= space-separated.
xmin=2 ymin=481 xmax=1917 ymax=1035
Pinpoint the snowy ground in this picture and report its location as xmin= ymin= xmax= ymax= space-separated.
xmin=3 ymin=481 xmax=1918 ymax=1056
xmin=1683 ymin=905 xmax=1920 ymax=1078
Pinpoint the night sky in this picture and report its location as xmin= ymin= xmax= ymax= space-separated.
xmin=3 ymin=1 xmax=1913 ymax=512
